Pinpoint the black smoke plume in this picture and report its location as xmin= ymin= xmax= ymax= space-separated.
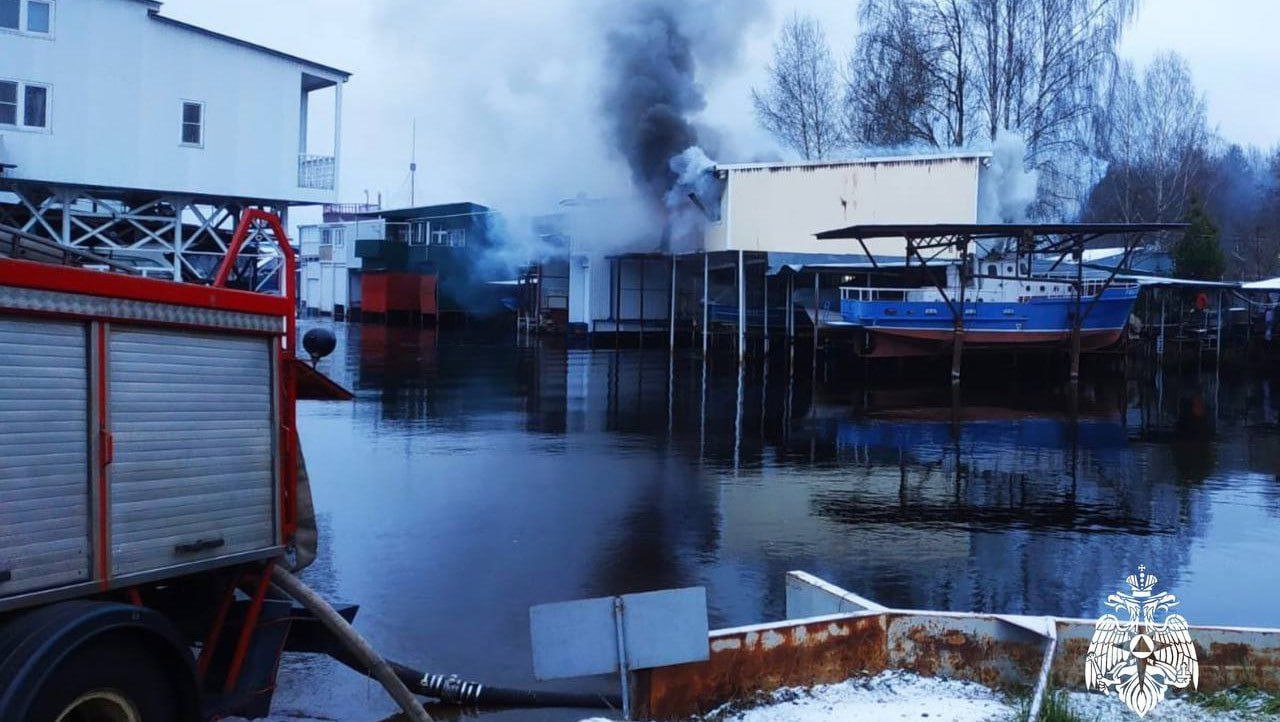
xmin=600 ymin=1 xmax=767 ymax=210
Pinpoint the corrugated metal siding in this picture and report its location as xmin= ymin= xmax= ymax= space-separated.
xmin=109 ymin=329 xmax=276 ymax=576
xmin=0 ymin=318 xmax=91 ymax=596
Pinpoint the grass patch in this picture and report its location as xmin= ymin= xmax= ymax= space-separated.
xmin=1008 ymin=688 xmax=1096 ymax=722
xmin=1036 ymin=690 xmax=1096 ymax=722
xmin=1036 ymin=691 xmax=1078 ymax=722
xmin=1185 ymin=685 xmax=1280 ymax=716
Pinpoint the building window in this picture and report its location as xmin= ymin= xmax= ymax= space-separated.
xmin=0 ymin=82 xmax=14 ymax=125
xmin=181 ymin=101 xmax=203 ymax=146
xmin=25 ymin=0 xmax=47 ymax=32
xmin=409 ymin=223 xmax=428 ymax=246
xmin=432 ymin=229 xmax=448 ymax=246
xmin=23 ymin=84 xmax=45 ymax=127
xmin=0 ymin=79 xmax=48 ymax=129
xmin=318 ymin=227 xmax=345 ymax=257
xmin=1 ymin=0 xmax=52 ymax=35
xmin=447 ymin=228 xmax=467 ymax=247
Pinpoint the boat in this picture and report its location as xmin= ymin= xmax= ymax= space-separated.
xmin=839 ymin=257 xmax=1140 ymax=357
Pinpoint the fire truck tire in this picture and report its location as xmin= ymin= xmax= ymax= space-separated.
xmin=28 ymin=636 xmax=179 ymax=722
xmin=0 ymin=601 xmax=199 ymax=722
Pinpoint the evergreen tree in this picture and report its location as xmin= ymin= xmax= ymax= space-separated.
xmin=1173 ymin=198 xmax=1226 ymax=280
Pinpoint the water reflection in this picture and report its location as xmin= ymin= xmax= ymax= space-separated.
xmin=274 ymin=322 xmax=1280 ymax=722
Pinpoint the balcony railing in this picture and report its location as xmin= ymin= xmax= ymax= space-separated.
xmin=298 ymin=154 xmax=336 ymax=190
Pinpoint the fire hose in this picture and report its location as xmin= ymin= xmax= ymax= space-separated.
xmin=325 ymin=642 xmax=622 ymax=709
xmin=270 ymin=566 xmax=434 ymax=722
xmin=270 ymin=567 xmax=621 ymax=714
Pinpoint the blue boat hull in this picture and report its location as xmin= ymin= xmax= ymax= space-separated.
xmin=840 ymin=286 xmax=1138 ymax=357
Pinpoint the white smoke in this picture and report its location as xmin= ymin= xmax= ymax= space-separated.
xmin=664 ymin=146 xmax=723 ymax=252
xmin=977 ymin=130 xmax=1040 ymax=223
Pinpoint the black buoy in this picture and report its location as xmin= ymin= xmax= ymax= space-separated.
xmin=302 ymin=327 xmax=337 ymax=365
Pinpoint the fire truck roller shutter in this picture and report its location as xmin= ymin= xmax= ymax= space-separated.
xmin=108 ymin=328 xmax=276 ymax=576
xmin=0 ymin=317 xmax=91 ymax=598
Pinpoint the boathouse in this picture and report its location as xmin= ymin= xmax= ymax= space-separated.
xmin=522 ymin=152 xmax=991 ymax=347
xmin=297 ymin=202 xmax=498 ymax=321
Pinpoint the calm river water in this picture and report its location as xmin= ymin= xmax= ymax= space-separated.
xmin=266 ymin=322 xmax=1280 ymax=721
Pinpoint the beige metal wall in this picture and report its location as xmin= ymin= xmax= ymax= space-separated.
xmin=707 ymin=156 xmax=985 ymax=257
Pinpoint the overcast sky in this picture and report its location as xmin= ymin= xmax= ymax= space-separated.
xmin=162 ymin=0 xmax=1280 ymax=221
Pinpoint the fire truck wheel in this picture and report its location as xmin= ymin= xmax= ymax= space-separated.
xmin=28 ymin=635 xmax=179 ymax=722
xmin=0 ymin=602 xmax=199 ymax=722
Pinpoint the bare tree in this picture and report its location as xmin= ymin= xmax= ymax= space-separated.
xmin=845 ymin=0 xmax=1139 ymax=216
xmin=752 ymin=14 xmax=844 ymax=159
xmin=1091 ymin=52 xmax=1211 ymax=223
xmin=847 ymin=0 xmax=971 ymax=148
xmin=843 ymin=2 xmax=937 ymax=146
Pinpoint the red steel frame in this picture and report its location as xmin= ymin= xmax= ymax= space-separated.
xmin=213 ymin=209 xmax=300 ymax=541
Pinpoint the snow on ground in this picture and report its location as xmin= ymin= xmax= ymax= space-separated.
xmin=708 ymin=672 xmax=1014 ymax=722
xmin=1065 ymin=691 xmax=1280 ymax=721
xmin=583 ymin=670 xmax=1016 ymax=722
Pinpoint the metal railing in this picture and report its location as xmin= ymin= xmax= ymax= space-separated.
xmin=839 ymin=287 xmax=922 ymax=302
xmin=322 ymin=203 xmax=378 ymax=222
xmin=298 ymin=154 xmax=336 ymax=190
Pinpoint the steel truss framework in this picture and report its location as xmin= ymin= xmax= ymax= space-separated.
xmin=815 ymin=222 xmax=1188 ymax=383
xmin=0 ymin=180 xmax=289 ymax=289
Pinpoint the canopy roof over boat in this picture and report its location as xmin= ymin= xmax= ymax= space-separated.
xmin=1241 ymin=277 xmax=1280 ymax=291
xmin=1117 ymin=274 xmax=1240 ymax=289
xmin=816 ymin=222 xmax=1187 ymax=241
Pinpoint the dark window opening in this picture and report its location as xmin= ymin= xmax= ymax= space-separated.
xmin=181 ymin=101 xmax=203 ymax=146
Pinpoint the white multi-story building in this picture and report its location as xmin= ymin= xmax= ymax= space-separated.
xmin=0 ymin=0 xmax=349 ymax=282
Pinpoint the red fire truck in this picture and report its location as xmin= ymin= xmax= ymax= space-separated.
xmin=0 ymin=211 xmax=355 ymax=721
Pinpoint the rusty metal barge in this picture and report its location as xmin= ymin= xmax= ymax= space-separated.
xmin=628 ymin=572 xmax=1280 ymax=720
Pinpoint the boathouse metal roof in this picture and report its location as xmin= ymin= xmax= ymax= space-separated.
xmin=764 ymin=252 xmax=912 ymax=275
xmin=715 ymin=151 xmax=991 ymax=173
xmin=816 ymin=222 xmax=1187 ymax=241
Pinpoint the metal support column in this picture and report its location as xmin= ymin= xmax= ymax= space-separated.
xmin=786 ymin=273 xmax=795 ymax=367
xmin=951 ymin=242 xmax=968 ymax=385
xmin=762 ymin=264 xmax=770 ymax=354
xmin=669 ymin=256 xmax=677 ymax=350
xmin=812 ymin=272 xmax=820 ymax=361
xmin=702 ymin=253 xmax=710 ymax=355
xmin=638 ymin=258 xmax=646 ymax=350
xmin=1069 ymin=238 xmax=1084 ymax=382
xmin=786 ymin=274 xmax=794 ymax=341
xmin=613 ymin=258 xmax=621 ymax=351
xmin=1216 ymin=289 xmax=1224 ymax=357
xmin=1158 ymin=291 xmax=1166 ymax=361
xmin=737 ymin=250 xmax=746 ymax=363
